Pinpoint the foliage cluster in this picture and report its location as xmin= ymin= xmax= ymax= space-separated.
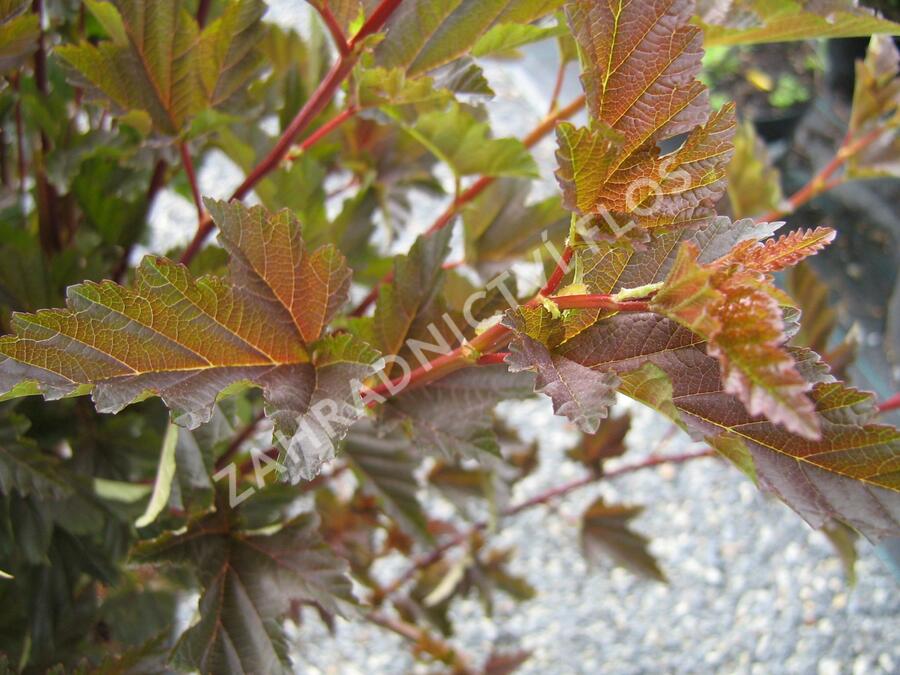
xmin=1 ymin=1 xmax=899 ymax=672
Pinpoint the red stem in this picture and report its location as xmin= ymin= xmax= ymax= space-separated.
xmin=179 ymin=141 xmax=204 ymax=221
xmin=548 ymin=58 xmax=567 ymax=114
xmin=365 ymin=292 xmax=652 ymax=402
xmin=365 ymin=322 xmax=511 ymax=401
xmin=112 ymin=158 xmax=168 ymax=282
xmin=286 ymin=105 xmax=358 ymax=162
xmin=179 ymin=0 xmax=401 ymax=266
xmin=380 ymin=447 xmax=717 ymax=598
xmin=350 ymin=279 xmax=388 ymax=318
xmin=756 ymin=127 xmax=884 ymax=223
xmin=550 ymin=294 xmax=650 ymax=312
xmin=540 ymin=246 xmax=575 ymax=297
xmin=878 ymin=393 xmax=900 ymax=414
xmin=314 ymin=3 xmax=351 ymax=56
xmin=476 ymin=352 xmax=510 ymax=365
xmin=196 ymin=0 xmax=212 ymax=27
xmin=13 ymin=79 xmax=25 ymax=193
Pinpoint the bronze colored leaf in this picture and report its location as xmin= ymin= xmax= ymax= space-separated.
xmin=556 ymin=0 xmax=735 ymax=233
xmin=556 ymin=313 xmax=900 ymax=541
xmin=0 ymin=201 xmax=377 ymax=481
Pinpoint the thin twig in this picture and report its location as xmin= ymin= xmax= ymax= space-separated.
xmin=313 ymin=3 xmax=351 ymax=56
xmin=179 ymin=0 xmax=403 ymax=265
xmin=112 ymin=158 xmax=168 ymax=282
xmin=284 ymin=105 xmax=358 ymax=164
xmin=179 ymin=141 xmax=205 ymax=221
xmin=476 ymin=352 xmax=510 ymax=365
xmin=878 ymin=392 xmax=900 ymax=414
xmin=365 ymin=611 xmax=474 ymax=672
xmin=540 ymin=246 xmax=575 ymax=297
xmin=548 ymin=58 xmax=567 ymax=114
xmin=550 ymin=294 xmax=650 ymax=312
xmin=12 ymin=77 xmax=25 ymax=193
xmin=757 ymin=127 xmax=884 ymax=223
xmin=379 ymin=448 xmax=717 ymax=598
xmin=215 ymin=411 xmax=266 ymax=471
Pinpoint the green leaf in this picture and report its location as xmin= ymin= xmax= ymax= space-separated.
xmin=374 ymin=0 xmax=566 ymax=77
xmin=0 ymin=201 xmax=378 ymax=482
xmin=398 ymin=102 xmax=537 ymax=178
xmin=0 ymin=416 xmax=71 ymax=500
xmin=697 ymin=0 xmax=900 ymax=47
xmin=727 ymin=120 xmax=783 ymax=219
xmin=822 ymin=519 xmax=859 ymax=586
xmin=471 ymin=22 xmax=565 ymax=58
xmin=0 ymin=10 xmax=38 ymax=73
xmin=136 ymin=511 xmax=355 ymax=674
xmin=344 ymin=427 xmax=431 ymax=542
xmin=198 ymin=0 xmax=266 ymax=107
xmin=135 ymin=421 xmax=178 ymax=528
xmin=580 ymin=498 xmax=666 ymax=582
xmin=93 ymin=477 xmax=153 ymax=503
xmin=57 ymin=0 xmax=266 ymax=135
xmin=356 ymin=66 xmax=452 ymax=108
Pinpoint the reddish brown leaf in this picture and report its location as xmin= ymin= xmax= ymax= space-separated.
xmin=723 ymin=227 xmax=836 ymax=273
xmin=555 ymin=313 xmax=900 ymax=541
xmin=652 ymin=242 xmax=820 ymax=439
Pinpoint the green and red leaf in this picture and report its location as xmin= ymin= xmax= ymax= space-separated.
xmin=0 ymin=201 xmax=377 ymax=481
xmin=555 ymin=0 xmax=735 ymax=233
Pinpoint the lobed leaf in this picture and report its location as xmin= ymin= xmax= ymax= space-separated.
xmin=403 ymin=103 xmax=538 ymax=179
xmin=344 ymin=428 xmax=431 ymax=542
xmin=723 ymin=227 xmax=836 ymax=273
xmin=576 ymin=216 xmax=781 ymax=296
xmin=383 ymin=365 xmax=535 ymax=463
xmin=505 ymin=307 xmax=619 ymax=434
xmin=567 ymin=413 xmax=632 ymax=474
xmin=471 ymin=21 xmax=565 ymax=58
xmin=0 ymin=417 xmax=71 ymax=500
xmin=556 ymin=0 xmax=735 ymax=233
xmin=651 ymin=241 xmax=821 ymax=438
xmin=373 ymin=228 xmax=452 ymax=359
xmin=0 ymin=201 xmax=377 ymax=482
xmin=136 ymin=511 xmax=354 ymax=674
xmin=463 ymin=179 xmax=568 ymax=267
xmin=553 ymin=313 xmax=900 ymax=541
xmin=57 ymin=0 xmax=266 ymax=136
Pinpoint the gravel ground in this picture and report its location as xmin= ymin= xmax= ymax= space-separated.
xmin=291 ymin=399 xmax=899 ymax=675
xmin=150 ymin=4 xmax=899 ymax=672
